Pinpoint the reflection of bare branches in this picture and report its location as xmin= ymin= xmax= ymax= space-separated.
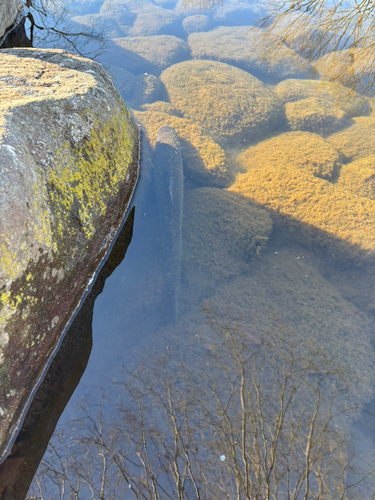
xmin=22 ymin=0 xmax=106 ymax=57
xmin=27 ymin=311 xmax=375 ymax=499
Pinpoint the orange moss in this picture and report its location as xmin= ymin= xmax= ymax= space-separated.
xmin=230 ymin=150 xmax=375 ymax=261
xmin=327 ymin=114 xmax=375 ymax=161
xmin=237 ymin=131 xmax=342 ymax=181
xmin=337 ymin=156 xmax=375 ymax=200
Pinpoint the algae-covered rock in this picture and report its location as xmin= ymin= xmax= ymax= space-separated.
xmin=205 ymin=252 xmax=375 ymax=410
xmin=337 ymin=156 xmax=375 ymax=201
xmin=160 ymin=60 xmax=285 ymax=147
xmin=182 ymin=15 xmax=210 ymax=35
xmin=133 ymin=105 xmax=232 ymax=187
xmin=129 ymin=8 xmax=181 ymax=36
xmin=0 ymin=48 xmax=139 ymax=461
xmin=284 ymin=97 xmax=347 ymax=136
xmin=230 ymin=141 xmax=375 ymax=262
xmin=182 ymin=187 xmax=272 ymax=294
xmin=105 ymin=65 xmax=168 ymax=109
xmin=71 ymin=11 xmax=131 ymax=38
xmin=212 ymin=0 xmax=267 ymax=26
xmin=187 ymin=27 xmax=317 ymax=83
xmin=274 ymin=79 xmax=371 ymax=118
xmin=100 ymin=35 xmax=190 ymax=76
xmin=238 ymin=131 xmax=342 ymax=181
xmin=327 ymin=114 xmax=375 ymax=162
xmin=99 ymin=0 xmax=181 ymax=36
xmin=313 ymin=48 xmax=375 ymax=96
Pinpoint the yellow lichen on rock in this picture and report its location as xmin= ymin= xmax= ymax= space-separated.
xmin=48 ymin=107 xmax=134 ymax=240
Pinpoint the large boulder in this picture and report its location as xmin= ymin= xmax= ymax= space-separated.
xmin=0 ymin=49 xmax=139 ymax=462
xmin=187 ymin=27 xmax=317 ymax=83
xmin=229 ymin=133 xmax=375 ymax=262
xmin=160 ymin=60 xmax=285 ymax=147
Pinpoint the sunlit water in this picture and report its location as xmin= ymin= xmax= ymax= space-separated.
xmin=27 ymin=1 xmax=375 ymax=498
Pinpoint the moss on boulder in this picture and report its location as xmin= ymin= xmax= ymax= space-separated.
xmin=160 ymin=60 xmax=285 ymax=147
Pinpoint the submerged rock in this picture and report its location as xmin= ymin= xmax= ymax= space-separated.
xmin=337 ymin=156 xmax=375 ymax=201
xmin=134 ymin=104 xmax=232 ymax=187
xmin=160 ymin=60 xmax=285 ymax=147
xmin=327 ymin=114 xmax=375 ymax=162
xmin=313 ymin=48 xmax=375 ymax=97
xmin=153 ymin=127 xmax=183 ymax=321
xmin=99 ymin=35 xmax=190 ymax=76
xmin=274 ymin=79 xmax=371 ymax=118
xmin=100 ymin=0 xmax=182 ymax=37
xmin=187 ymin=26 xmax=317 ymax=83
xmin=230 ymin=133 xmax=375 ymax=263
xmin=0 ymin=48 xmax=139 ymax=462
xmin=182 ymin=187 xmax=272 ymax=295
xmin=182 ymin=15 xmax=211 ymax=35
xmin=284 ymin=97 xmax=347 ymax=136
xmin=237 ymin=131 xmax=343 ymax=181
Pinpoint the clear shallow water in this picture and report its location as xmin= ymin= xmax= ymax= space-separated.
xmin=27 ymin=1 xmax=375 ymax=498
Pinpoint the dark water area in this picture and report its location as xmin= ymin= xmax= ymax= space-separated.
xmin=23 ymin=0 xmax=375 ymax=498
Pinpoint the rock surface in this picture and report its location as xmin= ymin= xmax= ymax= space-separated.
xmin=160 ymin=60 xmax=285 ymax=147
xmin=0 ymin=48 xmax=139 ymax=462
xmin=0 ymin=0 xmax=24 ymax=41
xmin=187 ymin=26 xmax=317 ymax=83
